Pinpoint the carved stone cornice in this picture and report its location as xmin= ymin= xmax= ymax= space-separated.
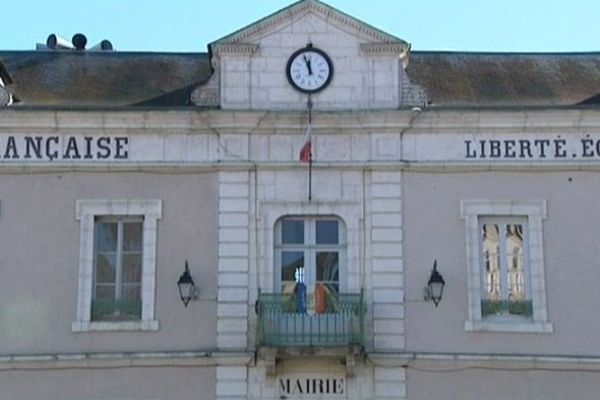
xmin=211 ymin=43 xmax=259 ymax=56
xmin=360 ymin=43 xmax=410 ymax=56
xmin=212 ymin=0 xmax=407 ymax=46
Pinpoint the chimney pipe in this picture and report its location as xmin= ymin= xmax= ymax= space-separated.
xmin=71 ymin=33 xmax=87 ymax=50
xmin=90 ymin=40 xmax=113 ymax=51
xmin=46 ymin=34 xmax=75 ymax=50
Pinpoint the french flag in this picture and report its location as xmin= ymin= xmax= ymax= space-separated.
xmin=299 ymin=123 xmax=312 ymax=163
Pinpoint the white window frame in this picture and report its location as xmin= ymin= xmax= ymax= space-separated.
xmin=72 ymin=199 xmax=162 ymax=332
xmin=460 ymin=199 xmax=553 ymax=333
xmin=274 ymin=216 xmax=347 ymax=293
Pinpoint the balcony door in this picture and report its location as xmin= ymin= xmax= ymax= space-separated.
xmin=274 ymin=216 xmax=345 ymax=313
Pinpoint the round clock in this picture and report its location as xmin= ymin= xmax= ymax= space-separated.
xmin=286 ymin=45 xmax=333 ymax=94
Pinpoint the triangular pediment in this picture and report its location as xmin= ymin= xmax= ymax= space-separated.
xmin=194 ymin=0 xmax=424 ymax=110
xmin=211 ymin=0 xmax=408 ymax=48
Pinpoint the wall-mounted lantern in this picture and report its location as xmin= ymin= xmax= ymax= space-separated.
xmin=177 ymin=260 xmax=197 ymax=307
xmin=424 ymin=260 xmax=445 ymax=307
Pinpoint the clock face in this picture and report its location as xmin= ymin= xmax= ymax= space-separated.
xmin=286 ymin=46 xmax=333 ymax=94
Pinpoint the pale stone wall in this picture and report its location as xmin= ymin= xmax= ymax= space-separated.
xmin=0 ymin=172 xmax=219 ymax=355
xmin=0 ymin=366 xmax=216 ymax=400
xmin=247 ymin=358 xmax=406 ymax=400
xmin=216 ymin=12 xmax=403 ymax=111
xmin=5 ymin=106 xmax=600 ymax=400
xmin=407 ymin=368 xmax=600 ymax=400
xmin=403 ymin=171 xmax=600 ymax=356
xmin=217 ymin=171 xmax=251 ymax=351
xmin=369 ymin=171 xmax=404 ymax=351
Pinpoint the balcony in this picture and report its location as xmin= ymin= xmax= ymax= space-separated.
xmin=256 ymin=290 xmax=365 ymax=347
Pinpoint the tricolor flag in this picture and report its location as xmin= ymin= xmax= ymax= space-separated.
xmin=299 ymin=123 xmax=312 ymax=163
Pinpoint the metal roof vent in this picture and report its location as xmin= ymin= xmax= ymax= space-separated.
xmin=90 ymin=40 xmax=114 ymax=51
xmin=41 ymin=34 xmax=113 ymax=51
xmin=46 ymin=34 xmax=74 ymax=50
xmin=71 ymin=33 xmax=87 ymax=50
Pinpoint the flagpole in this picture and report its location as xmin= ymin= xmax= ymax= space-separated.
xmin=307 ymin=95 xmax=313 ymax=202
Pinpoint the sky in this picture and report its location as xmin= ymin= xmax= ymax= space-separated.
xmin=2 ymin=0 xmax=600 ymax=53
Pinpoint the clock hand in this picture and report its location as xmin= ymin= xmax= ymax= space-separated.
xmin=303 ymin=54 xmax=313 ymax=75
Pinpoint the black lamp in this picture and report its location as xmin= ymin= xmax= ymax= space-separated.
xmin=177 ymin=260 xmax=196 ymax=307
xmin=425 ymin=260 xmax=445 ymax=306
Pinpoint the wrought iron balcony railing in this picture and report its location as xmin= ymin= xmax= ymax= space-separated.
xmin=257 ymin=290 xmax=365 ymax=347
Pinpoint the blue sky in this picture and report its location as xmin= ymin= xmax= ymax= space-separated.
xmin=2 ymin=0 xmax=599 ymax=53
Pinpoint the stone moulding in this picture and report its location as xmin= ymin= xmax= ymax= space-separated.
xmin=4 ymin=351 xmax=600 ymax=372
xmin=212 ymin=0 xmax=407 ymax=46
xmin=367 ymin=352 xmax=600 ymax=372
xmin=211 ymin=43 xmax=259 ymax=56
xmin=0 ymin=351 xmax=254 ymax=370
xmin=360 ymin=43 xmax=410 ymax=56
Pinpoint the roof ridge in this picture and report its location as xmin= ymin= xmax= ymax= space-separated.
xmin=411 ymin=50 xmax=600 ymax=56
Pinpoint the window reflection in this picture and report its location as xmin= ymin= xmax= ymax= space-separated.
xmin=93 ymin=219 xmax=143 ymax=321
xmin=275 ymin=217 xmax=345 ymax=314
xmin=506 ymin=224 xmax=525 ymax=301
xmin=481 ymin=221 xmax=530 ymax=317
xmin=316 ymin=251 xmax=340 ymax=296
xmin=316 ymin=220 xmax=338 ymax=244
xmin=482 ymin=224 xmax=501 ymax=301
xmin=282 ymin=219 xmax=304 ymax=244
xmin=281 ymin=251 xmax=304 ymax=294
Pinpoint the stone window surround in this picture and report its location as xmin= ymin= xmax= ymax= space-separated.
xmin=258 ymin=201 xmax=362 ymax=294
xmin=460 ymin=199 xmax=553 ymax=333
xmin=72 ymin=199 xmax=162 ymax=332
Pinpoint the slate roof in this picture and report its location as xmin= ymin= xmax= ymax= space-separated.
xmin=408 ymin=51 xmax=600 ymax=107
xmin=2 ymin=49 xmax=600 ymax=109
xmin=0 ymin=51 xmax=211 ymax=107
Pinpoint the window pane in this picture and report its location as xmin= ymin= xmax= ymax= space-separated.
xmin=506 ymin=224 xmax=526 ymax=302
xmin=94 ymin=285 xmax=141 ymax=321
xmin=123 ymin=222 xmax=143 ymax=251
xmin=482 ymin=224 xmax=501 ymax=301
xmin=122 ymin=253 xmax=142 ymax=283
xmin=322 ymin=283 xmax=339 ymax=296
xmin=117 ymin=285 xmax=141 ymax=320
xmin=95 ymin=284 xmax=115 ymax=300
xmin=96 ymin=253 xmax=116 ymax=283
xmin=316 ymin=220 xmax=338 ymax=244
xmin=281 ymin=251 xmax=304 ymax=283
xmin=121 ymin=284 xmax=142 ymax=303
xmin=282 ymin=219 xmax=304 ymax=244
xmin=316 ymin=252 xmax=339 ymax=282
xmin=96 ymin=222 xmax=117 ymax=252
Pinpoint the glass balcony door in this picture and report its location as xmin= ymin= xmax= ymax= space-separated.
xmin=275 ymin=217 xmax=344 ymax=314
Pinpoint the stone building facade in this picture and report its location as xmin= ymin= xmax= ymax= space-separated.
xmin=2 ymin=1 xmax=600 ymax=399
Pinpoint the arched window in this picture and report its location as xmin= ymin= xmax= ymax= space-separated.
xmin=274 ymin=216 xmax=346 ymax=312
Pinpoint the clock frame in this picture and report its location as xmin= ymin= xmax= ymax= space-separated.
xmin=286 ymin=45 xmax=333 ymax=94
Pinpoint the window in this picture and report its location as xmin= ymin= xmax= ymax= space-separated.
xmin=72 ymin=199 xmax=162 ymax=332
xmin=275 ymin=217 xmax=345 ymax=312
xmin=480 ymin=218 xmax=531 ymax=318
xmin=257 ymin=203 xmax=362 ymax=346
xmin=93 ymin=217 xmax=143 ymax=321
xmin=461 ymin=200 xmax=552 ymax=333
